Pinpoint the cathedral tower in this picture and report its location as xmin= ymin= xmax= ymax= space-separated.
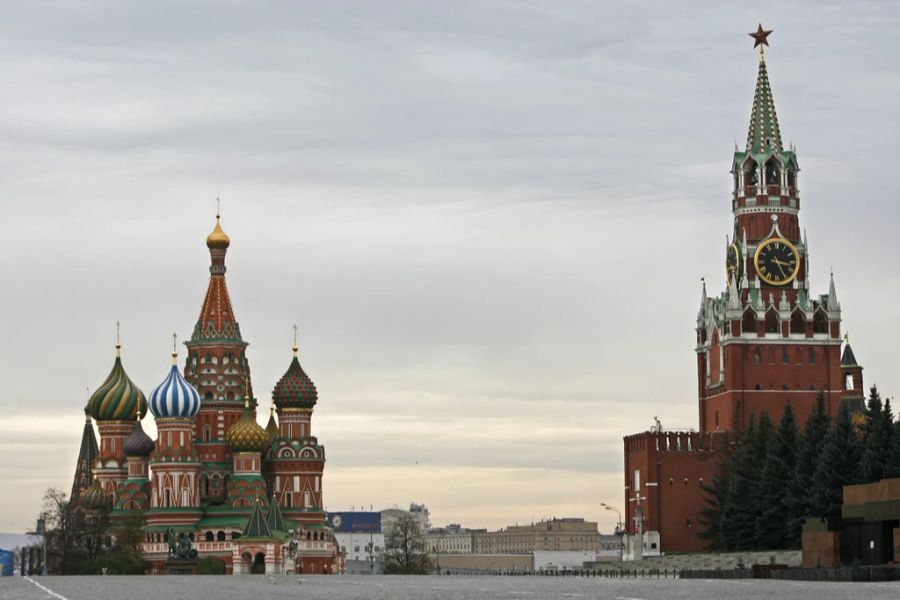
xmin=268 ymin=331 xmax=327 ymax=525
xmin=87 ymin=337 xmax=147 ymax=506
xmin=183 ymin=211 xmax=255 ymax=504
xmin=146 ymin=342 xmax=203 ymax=529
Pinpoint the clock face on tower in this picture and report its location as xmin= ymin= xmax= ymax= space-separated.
xmin=754 ymin=237 xmax=800 ymax=286
xmin=726 ymin=242 xmax=741 ymax=283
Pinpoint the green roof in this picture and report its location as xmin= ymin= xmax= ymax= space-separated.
xmin=266 ymin=498 xmax=288 ymax=532
xmin=196 ymin=516 xmax=247 ymax=529
xmin=243 ymin=501 xmax=273 ymax=538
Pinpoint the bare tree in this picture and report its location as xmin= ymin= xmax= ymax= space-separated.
xmin=384 ymin=515 xmax=431 ymax=574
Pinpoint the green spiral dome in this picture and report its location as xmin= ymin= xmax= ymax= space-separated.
xmin=88 ymin=352 xmax=147 ymax=422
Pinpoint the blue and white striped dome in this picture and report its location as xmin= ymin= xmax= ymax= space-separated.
xmin=149 ymin=364 xmax=201 ymax=418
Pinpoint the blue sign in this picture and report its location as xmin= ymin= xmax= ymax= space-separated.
xmin=327 ymin=512 xmax=381 ymax=533
xmin=0 ymin=549 xmax=14 ymax=576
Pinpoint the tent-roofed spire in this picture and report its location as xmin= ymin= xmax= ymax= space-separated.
xmin=266 ymin=494 xmax=288 ymax=532
xmin=71 ymin=404 xmax=99 ymax=502
xmin=746 ymin=26 xmax=783 ymax=155
xmin=243 ymin=499 xmax=273 ymax=538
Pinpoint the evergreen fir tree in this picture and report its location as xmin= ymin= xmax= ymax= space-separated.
xmin=784 ymin=393 xmax=830 ymax=548
xmin=726 ymin=413 xmax=772 ymax=550
xmin=699 ymin=431 xmax=737 ymax=550
xmin=755 ymin=404 xmax=799 ymax=549
xmin=810 ymin=404 xmax=860 ymax=519
xmin=719 ymin=416 xmax=756 ymax=550
xmin=888 ymin=417 xmax=900 ymax=479
xmin=858 ymin=386 xmax=893 ymax=484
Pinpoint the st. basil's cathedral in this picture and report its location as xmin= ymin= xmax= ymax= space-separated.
xmin=69 ymin=213 xmax=339 ymax=575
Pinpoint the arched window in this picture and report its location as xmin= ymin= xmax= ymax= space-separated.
xmin=813 ymin=310 xmax=829 ymax=334
xmin=205 ymin=391 xmax=214 ymax=401
xmin=205 ymin=531 xmax=214 ymax=542
xmin=202 ymin=425 xmax=211 ymax=442
xmin=790 ymin=310 xmax=805 ymax=335
xmin=808 ymin=348 xmax=817 ymax=365
xmin=744 ymin=158 xmax=758 ymax=187
xmin=781 ymin=348 xmax=790 ymax=365
xmin=753 ymin=348 xmax=762 ymax=365
xmin=765 ymin=308 xmax=779 ymax=334
xmin=845 ymin=372 xmax=855 ymax=391
xmin=217 ymin=531 xmax=226 ymax=542
xmin=743 ymin=309 xmax=757 ymax=336
xmin=765 ymin=157 xmax=779 ymax=186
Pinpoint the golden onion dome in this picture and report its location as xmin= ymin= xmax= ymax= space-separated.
xmin=206 ymin=214 xmax=231 ymax=250
xmin=225 ymin=401 xmax=271 ymax=453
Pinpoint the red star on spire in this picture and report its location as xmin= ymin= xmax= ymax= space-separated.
xmin=749 ymin=24 xmax=773 ymax=49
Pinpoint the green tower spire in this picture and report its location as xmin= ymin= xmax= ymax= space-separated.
xmin=746 ymin=55 xmax=783 ymax=155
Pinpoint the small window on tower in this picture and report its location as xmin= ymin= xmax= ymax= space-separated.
xmin=782 ymin=349 xmax=790 ymax=364
xmin=808 ymin=348 xmax=817 ymax=365
xmin=753 ymin=349 xmax=762 ymax=365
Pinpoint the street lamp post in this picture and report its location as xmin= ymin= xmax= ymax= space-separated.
xmin=600 ymin=503 xmax=623 ymax=560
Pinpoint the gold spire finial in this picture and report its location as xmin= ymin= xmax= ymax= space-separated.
xmin=292 ymin=324 xmax=299 ymax=357
xmin=115 ymin=321 xmax=122 ymax=356
xmin=171 ymin=332 xmax=178 ymax=364
xmin=843 ymin=332 xmax=850 ymax=344
xmin=206 ymin=201 xmax=231 ymax=249
xmin=135 ymin=407 xmax=142 ymax=422
xmin=216 ymin=196 xmax=221 ymax=219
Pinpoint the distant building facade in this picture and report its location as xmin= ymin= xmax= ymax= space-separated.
xmin=328 ymin=512 xmax=384 ymax=574
xmin=426 ymin=524 xmax=481 ymax=554
xmin=472 ymin=518 xmax=602 ymax=554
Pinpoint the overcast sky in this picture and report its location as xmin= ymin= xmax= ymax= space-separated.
xmin=1 ymin=1 xmax=899 ymax=534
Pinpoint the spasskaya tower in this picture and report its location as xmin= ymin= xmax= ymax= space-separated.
xmin=622 ymin=25 xmax=866 ymax=560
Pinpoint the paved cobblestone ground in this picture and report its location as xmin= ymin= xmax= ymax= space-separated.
xmin=4 ymin=575 xmax=900 ymax=600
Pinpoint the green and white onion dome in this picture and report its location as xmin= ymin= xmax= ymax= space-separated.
xmin=88 ymin=345 xmax=147 ymax=422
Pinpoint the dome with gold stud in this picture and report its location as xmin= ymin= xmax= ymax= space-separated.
xmin=225 ymin=400 xmax=272 ymax=453
xmin=88 ymin=336 xmax=147 ymax=422
xmin=272 ymin=331 xmax=318 ymax=410
xmin=206 ymin=210 xmax=230 ymax=250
